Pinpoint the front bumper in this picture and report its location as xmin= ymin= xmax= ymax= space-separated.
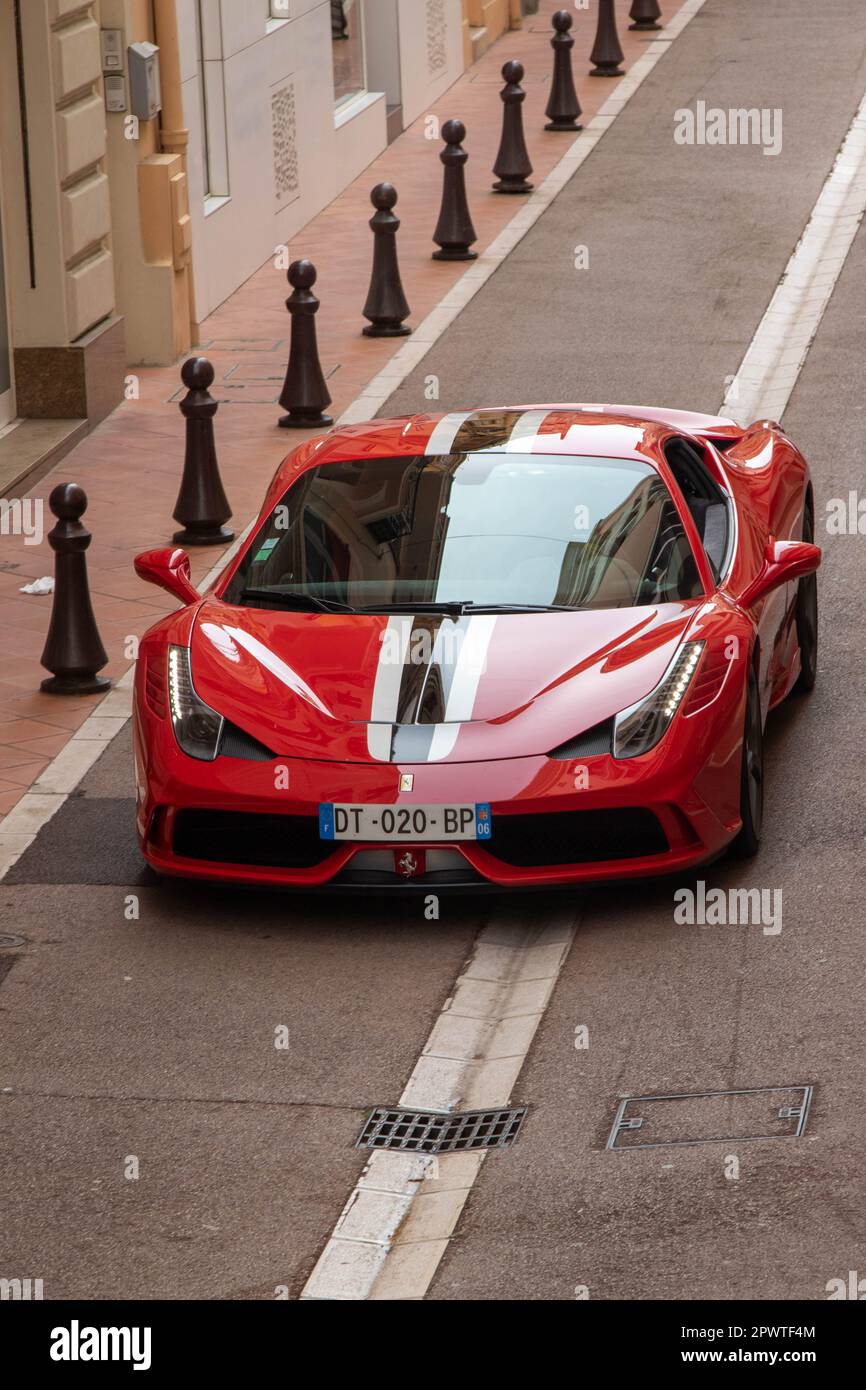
xmin=133 ymin=700 xmax=743 ymax=889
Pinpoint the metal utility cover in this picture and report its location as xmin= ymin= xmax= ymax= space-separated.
xmin=607 ymin=1085 xmax=813 ymax=1151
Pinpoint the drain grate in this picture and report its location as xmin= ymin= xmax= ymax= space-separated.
xmin=606 ymin=1085 xmax=813 ymax=1151
xmin=357 ymin=1106 xmax=526 ymax=1154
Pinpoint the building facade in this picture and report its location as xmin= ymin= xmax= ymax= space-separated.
xmin=178 ymin=0 xmax=511 ymax=327
xmin=0 ymin=0 xmax=520 ymax=494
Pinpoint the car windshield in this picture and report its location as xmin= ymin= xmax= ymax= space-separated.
xmin=223 ymin=453 xmax=703 ymax=612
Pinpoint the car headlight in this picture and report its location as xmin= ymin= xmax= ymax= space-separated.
xmin=168 ymin=645 xmax=224 ymax=760
xmin=612 ymin=641 xmax=704 ymax=759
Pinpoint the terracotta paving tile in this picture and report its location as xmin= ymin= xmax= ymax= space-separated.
xmin=0 ymin=717 xmax=72 ymax=742
xmin=0 ymin=746 xmax=48 ymax=772
xmin=0 ymin=756 xmax=51 ymax=787
xmin=3 ymin=701 xmax=96 ymax=731
xmin=1 ymin=630 xmax=50 ymax=660
xmin=0 ymin=0 xmax=689 ymax=824
xmin=0 ymin=789 xmax=24 ymax=816
xmin=5 ymin=733 xmax=76 ymax=759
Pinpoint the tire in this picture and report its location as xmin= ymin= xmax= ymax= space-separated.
xmin=794 ymin=497 xmax=818 ymax=693
xmin=731 ymin=662 xmax=763 ymax=858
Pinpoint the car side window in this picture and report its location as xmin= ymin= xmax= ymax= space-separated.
xmin=664 ymin=439 xmax=731 ymax=582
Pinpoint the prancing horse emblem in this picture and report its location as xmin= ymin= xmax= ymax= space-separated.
xmin=399 ymin=773 xmax=414 ymax=791
xmin=397 ymin=850 xmax=419 ymax=878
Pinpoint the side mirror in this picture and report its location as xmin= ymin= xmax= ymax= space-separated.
xmin=134 ymin=547 xmax=201 ymax=606
xmin=740 ymin=537 xmax=821 ymax=609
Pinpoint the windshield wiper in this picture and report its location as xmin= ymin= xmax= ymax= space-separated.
xmin=239 ymin=589 xmax=357 ymax=614
xmin=357 ymin=600 xmax=468 ymax=618
xmin=459 ymin=602 xmax=581 ymax=613
xmin=239 ymin=592 xmax=581 ymax=617
xmin=357 ymin=600 xmax=581 ymax=617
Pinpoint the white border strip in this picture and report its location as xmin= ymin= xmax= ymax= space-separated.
xmin=723 ymin=89 xmax=866 ymax=423
xmin=301 ymin=912 xmax=577 ymax=1300
xmin=0 ymin=0 xmax=711 ymax=883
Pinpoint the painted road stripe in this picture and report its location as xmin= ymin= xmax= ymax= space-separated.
xmin=724 ymin=89 xmax=866 ymax=423
xmin=301 ymin=910 xmax=578 ymax=1300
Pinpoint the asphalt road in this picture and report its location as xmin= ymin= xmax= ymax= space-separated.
xmin=2 ymin=0 xmax=866 ymax=1300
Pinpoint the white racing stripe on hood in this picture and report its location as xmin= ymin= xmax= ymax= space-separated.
xmin=365 ymin=613 xmax=497 ymax=763
xmin=223 ymin=626 xmax=333 ymax=718
xmin=439 ymin=614 xmax=496 ymax=721
xmin=366 ymin=724 xmax=394 ymax=761
xmin=427 ymin=723 xmax=460 ymax=761
xmin=367 ymin=616 xmax=413 ymax=759
xmin=369 ymin=615 xmax=413 ymax=721
xmin=423 ymin=617 xmax=495 ymax=761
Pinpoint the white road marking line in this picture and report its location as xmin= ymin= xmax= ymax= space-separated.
xmin=724 ymin=89 xmax=866 ymax=423
xmin=301 ymin=911 xmax=577 ymax=1300
xmin=0 ymin=0 xmax=712 ymax=878
xmin=338 ymin=0 xmax=712 ymax=427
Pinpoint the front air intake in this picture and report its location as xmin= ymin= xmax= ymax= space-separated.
xmin=218 ymin=722 xmax=277 ymax=761
xmin=484 ymin=808 xmax=668 ymax=866
xmin=548 ymin=718 xmax=613 ymax=760
xmin=173 ymin=810 xmax=333 ymax=868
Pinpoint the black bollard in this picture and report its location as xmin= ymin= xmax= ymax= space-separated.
xmin=629 ymin=0 xmax=662 ymax=30
xmin=278 ymin=260 xmax=334 ymax=428
xmin=492 ymin=60 xmax=533 ymax=193
xmin=362 ymin=183 xmax=412 ymax=337
xmin=40 ymin=483 xmax=110 ymax=695
xmin=545 ymin=10 xmax=583 ymax=132
xmin=172 ymin=357 xmax=234 ymax=544
xmin=590 ymin=0 xmax=625 ymax=76
xmin=432 ymin=120 xmax=478 ymax=261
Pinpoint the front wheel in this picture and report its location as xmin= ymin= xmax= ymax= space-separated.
xmin=731 ymin=663 xmax=763 ymax=858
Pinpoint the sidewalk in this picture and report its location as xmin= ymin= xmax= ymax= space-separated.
xmin=0 ymin=0 xmax=690 ymax=824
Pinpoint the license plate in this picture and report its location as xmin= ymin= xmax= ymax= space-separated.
xmin=319 ymin=802 xmax=492 ymax=842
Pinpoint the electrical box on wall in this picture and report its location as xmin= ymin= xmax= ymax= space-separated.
xmin=128 ymin=42 xmax=162 ymax=121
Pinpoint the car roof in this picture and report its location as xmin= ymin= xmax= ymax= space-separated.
xmin=271 ymin=405 xmax=740 ymax=492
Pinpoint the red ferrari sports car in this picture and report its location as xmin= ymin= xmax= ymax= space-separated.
xmin=132 ymin=404 xmax=820 ymax=890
